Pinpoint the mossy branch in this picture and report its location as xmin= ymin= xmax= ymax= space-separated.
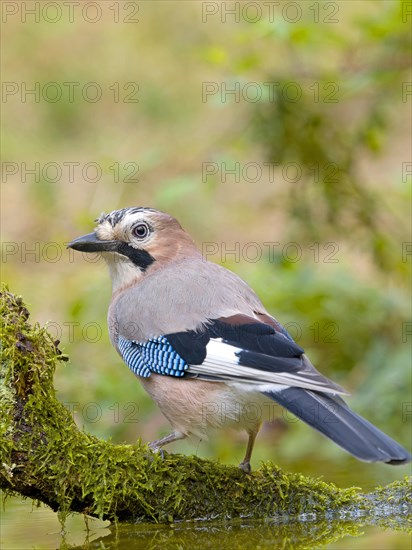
xmin=0 ymin=286 xmax=411 ymax=525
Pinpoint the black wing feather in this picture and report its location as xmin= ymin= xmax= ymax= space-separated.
xmin=167 ymin=330 xmax=209 ymax=364
xmin=164 ymin=317 xmax=346 ymax=394
xmin=207 ymin=319 xmax=304 ymax=358
xmin=168 ymin=319 xmax=304 ymax=364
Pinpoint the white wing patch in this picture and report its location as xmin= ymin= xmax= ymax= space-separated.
xmin=187 ymin=338 xmax=347 ymax=395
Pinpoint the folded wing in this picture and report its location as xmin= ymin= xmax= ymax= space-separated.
xmin=118 ymin=315 xmax=347 ymax=395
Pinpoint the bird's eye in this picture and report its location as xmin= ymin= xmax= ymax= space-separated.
xmin=132 ymin=223 xmax=150 ymax=239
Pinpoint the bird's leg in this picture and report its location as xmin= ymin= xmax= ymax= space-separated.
xmin=239 ymin=428 xmax=260 ymax=474
xmin=149 ymin=431 xmax=186 ymax=454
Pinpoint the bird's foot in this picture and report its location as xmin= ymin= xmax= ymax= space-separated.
xmin=239 ymin=461 xmax=252 ymax=474
xmin=148 ymin=442 xmax=165 ymax=459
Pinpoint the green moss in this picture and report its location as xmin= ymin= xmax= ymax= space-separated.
xmin=0 ymin=285 xmax=411 ymax=528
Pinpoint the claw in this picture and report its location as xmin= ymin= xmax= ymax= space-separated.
xmin=239 ymin=461 xmax=252 ymax=474
xmin=149 ymin=444 xmax=165 ymax=459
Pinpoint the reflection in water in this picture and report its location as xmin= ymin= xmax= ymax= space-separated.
xmin=1 ymin=494 xmax=410 ymax=550
xmin=68 ymin=516 xmax=410 ymax=550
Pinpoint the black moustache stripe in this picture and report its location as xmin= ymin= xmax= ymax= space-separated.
xmin=116 ymin=243 xmax=155 ymax=271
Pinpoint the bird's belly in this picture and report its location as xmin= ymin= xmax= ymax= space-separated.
xmin=140 ymin=374 xmax=274 ymax=439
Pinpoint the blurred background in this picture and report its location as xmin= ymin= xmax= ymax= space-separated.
xmin=1 ymin=1 xmax=411 ymax=548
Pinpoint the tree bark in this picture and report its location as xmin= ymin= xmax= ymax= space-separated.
xmin=0 ymin=287 xmax=410 ymax=524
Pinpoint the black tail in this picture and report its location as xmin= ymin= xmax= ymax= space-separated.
xmin=265 ymin=388 xmax=411 ymax=464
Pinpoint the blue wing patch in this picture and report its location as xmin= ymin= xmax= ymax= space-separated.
xmin=118 ymin=335 xmax=189 ymax=378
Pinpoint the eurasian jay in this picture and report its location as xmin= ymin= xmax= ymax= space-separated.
xmin=68 ymin=207 xmax=411 ymax=472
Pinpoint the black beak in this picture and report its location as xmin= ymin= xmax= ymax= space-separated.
xmin=67 ymin=232 xmax=119 ymax=253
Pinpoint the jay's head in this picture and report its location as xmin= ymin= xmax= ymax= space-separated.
xmin=67 ymin=207 xmax=199 ymax=291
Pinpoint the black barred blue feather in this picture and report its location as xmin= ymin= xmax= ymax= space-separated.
xmin=118 ymin=335 xmax=189 ymax=378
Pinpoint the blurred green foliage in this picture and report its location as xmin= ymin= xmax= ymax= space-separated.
xmin=202 ymin=0 xmax=411 ymax=273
